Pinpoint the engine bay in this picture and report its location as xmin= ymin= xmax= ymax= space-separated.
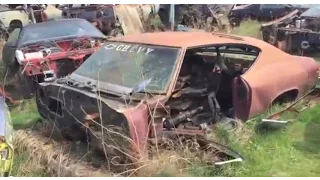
xmin=19 ymin=37 xmax=103 ymax=59
xmin=16 ymin=37 xmax=104 ymax=78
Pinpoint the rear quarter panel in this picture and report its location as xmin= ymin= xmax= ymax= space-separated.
xmin=241 ymin=53 xmax=314 ymax=119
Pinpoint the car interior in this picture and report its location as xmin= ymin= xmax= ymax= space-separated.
xmin=163 ymin=44 xmax=260 ymax=129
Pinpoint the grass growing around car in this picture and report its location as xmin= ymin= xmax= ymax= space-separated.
xmin=188 ymin=104 xmax=320 ymax=177
xmin=186 ymin=20 xmax=320 ymax=177
xmin=5 ymin=20 xmax=320 ymax=177
xmin=9 ymin=101 xmax=46 ymax=177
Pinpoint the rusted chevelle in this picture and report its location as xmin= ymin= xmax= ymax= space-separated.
xmin=35 ymin=32 xmax=319 ymax=163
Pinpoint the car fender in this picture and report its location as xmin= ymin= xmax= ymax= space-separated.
xmin=0 ymin=10 xmax=29 ymax=28
xmin=241 ymin=57 xmax=309 ymax=119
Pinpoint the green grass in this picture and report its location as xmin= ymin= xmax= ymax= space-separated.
xmin=232 ymin=20 xmax=262 ymax=39
xmin=10 ymin=100 xmax=40 ymax=129
xmin=11 ymin=151 xmax=51 ymax=177
xmin=189 ymin=105 xmax=320 ymax=177
xmin=9 ymin=99 xmax=43 ymax=177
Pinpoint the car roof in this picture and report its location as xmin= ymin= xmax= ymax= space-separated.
xmin=109 ymin=31 xmax=269 ymax=49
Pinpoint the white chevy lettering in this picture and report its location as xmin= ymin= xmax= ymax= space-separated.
xmin=104 ymin=44 xmax=117 ymax=50
xmin=146 ymin=48 xmax=154 ymax=54
xmin=129 ymin=46 xmax=138 ymax=52
xmin=116 ymin=45 xmax=124 ymax=51
xmin=121 ymin=45 xmax=131 ymax=52
xmin=137 ymin=47 xmax=146 ymax=54
xmin=104 ymin=44 xmax=155 ymax=55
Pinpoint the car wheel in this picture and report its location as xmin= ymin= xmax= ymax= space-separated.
xmin=8 ymin=20 xmax=22 ymax=34
xmin=229 ymin=17 xmax=240 ymax=27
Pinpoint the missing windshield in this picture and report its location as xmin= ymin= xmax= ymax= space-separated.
xmin=71 ymin=42 xmax=181 ymax=94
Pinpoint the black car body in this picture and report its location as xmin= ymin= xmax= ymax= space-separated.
xmin=228 ymin=4 xmax=315 ymax=27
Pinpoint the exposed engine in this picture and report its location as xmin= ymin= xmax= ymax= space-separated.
xmin=16 ymin=37 xmax=103 ymax=65
xmin=5 ymin=37 xmax=105 ymax=102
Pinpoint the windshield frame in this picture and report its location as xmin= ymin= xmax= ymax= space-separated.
xmin=17 ymin=19 xmax=105 ymax=47
xmin=68 ymin=41 xmax=183 ymax=95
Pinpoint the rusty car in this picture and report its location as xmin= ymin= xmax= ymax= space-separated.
xmin=35 ymin=31 xmax=318 ymax=166
xmin=0 ymin=4 xmax=62 ymax=39
xmin=228 ymin=4 xmax=314 ymax=27
xmin=1 ymin=18 xmax=106 ymax=103
xmin=261 ymin=5 xmax=320 ymax=55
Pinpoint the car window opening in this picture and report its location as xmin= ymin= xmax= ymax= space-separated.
xmin=168 ymin=44 xmax=260 ymax=125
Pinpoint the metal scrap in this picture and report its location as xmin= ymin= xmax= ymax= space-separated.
xmin=261 ymin=5 xmax=320 ymax=55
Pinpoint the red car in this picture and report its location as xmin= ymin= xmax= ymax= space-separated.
xmin=1 ymin=18 xmax=106 ymax=102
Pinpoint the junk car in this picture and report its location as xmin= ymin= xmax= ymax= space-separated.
xmin=1 ymin=18 xmax=106 ymax=102
xmin=35 ymin=32 xmax=319 ymax=164
xmin=261 ymin=5 xmax=320 ymax=55
xmin=0 ymin=4 xmax=62 ymax=39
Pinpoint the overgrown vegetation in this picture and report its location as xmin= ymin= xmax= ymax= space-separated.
xmin=5 ymin=20 xmax=320 ymax=177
